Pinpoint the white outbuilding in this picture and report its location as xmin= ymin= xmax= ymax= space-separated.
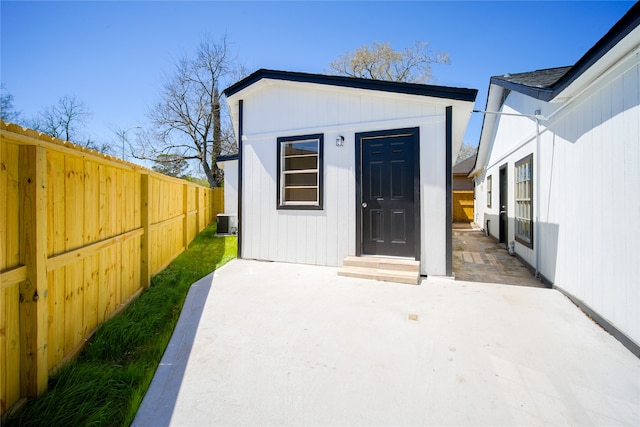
xmin=224 ymin=69 xmax=477 ymax=282
xmin=215 ymin=154 xmax=239 ymax=235
xmin=471 ymin=3 xmax=640 ymax=356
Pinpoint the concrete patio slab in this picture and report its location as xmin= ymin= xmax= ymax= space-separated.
xmin=133 ymin=259 xmax=640 ymax=426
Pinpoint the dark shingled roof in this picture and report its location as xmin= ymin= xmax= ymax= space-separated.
xmin=453 ymin=154 xmax=477 ymax=175
xmin=492 ymin=67 xmax=572 ymax=89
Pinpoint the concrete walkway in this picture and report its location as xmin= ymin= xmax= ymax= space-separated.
xmin=133 ymin=259 xmax=640 ymax=427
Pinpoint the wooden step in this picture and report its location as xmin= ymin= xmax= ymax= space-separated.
xmin=338 ymin=257 xmax=421 ymax=285
xmin=342 ymin=256 xmax=420 ymax=272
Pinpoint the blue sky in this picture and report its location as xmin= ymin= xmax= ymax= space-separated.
xmin=1 ymin=1 xmax=635 ymax=161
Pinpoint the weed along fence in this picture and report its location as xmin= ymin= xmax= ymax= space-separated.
xmin=0 ymin=122 xmax=223 ymax=416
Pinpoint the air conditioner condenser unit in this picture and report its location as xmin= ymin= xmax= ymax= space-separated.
xmin=216 ymin=214 xmax=238 ymax=235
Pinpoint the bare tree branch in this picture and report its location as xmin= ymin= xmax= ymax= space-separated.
xmin=328 ymin=40 xmax=450 ymax=83
xmin=151 ymin=153 xmax=189 ymax=177
xmin=34 ymin=95 xmax=91 ymax=142
xmin=0 ymin=84 xmax=22 ymax=123
xmin=456 ymin=143 xmax=478 ymax=164
xmin=138 ymin=35 xmax=243 ymax=187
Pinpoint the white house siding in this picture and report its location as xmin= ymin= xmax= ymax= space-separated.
xmin=420 ymin=118 xmax=447 ymax=275
xmin=541 ymin=58 xmax=640 ymax=346
xmin=238 ymin=80 xmax=452 ymax=275
xmin=222 ymin=160 xmax=238 ymax=215
xmin=476 ymin=56 xmax=640 ymax=346
xmin=476 ymin=93 xmax=540 ymax=268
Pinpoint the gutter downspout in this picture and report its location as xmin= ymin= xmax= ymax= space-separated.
xmin=237 ymin=99 xmax=244 ymax=259
xmin=535 ymin=110 xmax=541 ymax=278
xmin=445 ymin=106 xmax=453 ymax=277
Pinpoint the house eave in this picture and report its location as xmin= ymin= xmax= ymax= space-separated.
xmin=471 ymin=83 xmax=506 ymax=177
xmin=223 ymin=69 xmax=478 ymax=102
xmin=489 ymin=76 xmax=556 ymax=102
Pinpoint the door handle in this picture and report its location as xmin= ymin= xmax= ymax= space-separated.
xmin=362 ymin=202 xmax=368 ymax=208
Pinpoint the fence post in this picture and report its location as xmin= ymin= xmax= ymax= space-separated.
xmin=183 ymin=183 xmax=189 ymax=251
xmin=195 ymin=187 xmax=201 ymax=233
xmin=140 ymin=174 xmax=151 ymax=288
xmin=18 ymin=145 xmax=48 ymax=398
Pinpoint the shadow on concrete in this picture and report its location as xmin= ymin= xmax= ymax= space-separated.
xmin=132 ymin=272 xmax=215 ymax=427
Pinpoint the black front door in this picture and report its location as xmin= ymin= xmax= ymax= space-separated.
xmin=357 ymin=128 xmax=419 ymax=258
xmin=499 ymin=164 xmax=508 ymax=244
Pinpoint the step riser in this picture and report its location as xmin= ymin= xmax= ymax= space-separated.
xmin=343 ymin=256 xmax=419 ymax=273
xmin=338 ymin=270 xmax=420 ymax=285
xmin=343 ymin=260 xmax=418 ymax=272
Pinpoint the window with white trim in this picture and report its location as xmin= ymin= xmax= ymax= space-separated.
xmin=515 ymin=154 xmax=533 ymax=248
xmin=487 ymin=175 xmax=492 ymax=208
xmin=277 ymin=134 xmax=323 ymax=209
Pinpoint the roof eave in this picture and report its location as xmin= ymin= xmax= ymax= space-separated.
xmin=223 ymin=69 xmax=478 ymax=102
xmin=489 ymin=76 xmax=555 ymax=102
xmin=469 ymin=83 xmax=507 ymax=178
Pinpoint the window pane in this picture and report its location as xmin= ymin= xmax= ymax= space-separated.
xmin=284 ymin=141 xmax=318 ymax=156
xmin=514 ymin=155 xmax=533 ymax=247
xmin=285 ymin=172 xmax=317 ymax=187
xmin=285 ymin=155 xmax=317 ymax=171
xmin=285 ymin=187 xmax=317 ymax=202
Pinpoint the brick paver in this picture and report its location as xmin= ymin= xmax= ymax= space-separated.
xmin=452 ymin=225 xmax=545 ymax=288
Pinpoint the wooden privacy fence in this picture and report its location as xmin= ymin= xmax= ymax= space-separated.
xmin=453 ymin=190 xmax=474 ymax=223
xmin=0 ymin=122 xmax=223 ymax=415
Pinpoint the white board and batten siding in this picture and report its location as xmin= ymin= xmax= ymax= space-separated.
xmin=476 ymin=94 xmax=540 ymax=266
xmin=231 ymin=77 xmax=469 ymax=276
xmin=475 ymin=40 xmax=640 ymax=348
xmin=219 ymin=159 xmax=238 ymax=215
xmin=542 ymin=57 xmax=640 ymax=347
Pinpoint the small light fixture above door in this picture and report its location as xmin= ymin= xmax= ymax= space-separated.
xmin=336 ymin=135 xmax=344 ymax=147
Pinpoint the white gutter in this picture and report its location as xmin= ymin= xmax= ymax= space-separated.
xmin=534 ymin=111 xmax=541 ymax=278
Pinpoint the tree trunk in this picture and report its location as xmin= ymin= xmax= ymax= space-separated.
xmin=211 ymin=86 xmax=223 ymax=186
xmin=201 ymin=158 xmax=217 ymax=188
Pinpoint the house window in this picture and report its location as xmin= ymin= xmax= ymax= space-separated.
xmin=277 ymin=134 xmax=323 ymax=209
xmin=515 ymin=154 xmax=533 ymax=248
xmin=487 ymin=175 xmax=492 ymax=208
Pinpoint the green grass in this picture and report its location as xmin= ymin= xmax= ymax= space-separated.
xmin=5 ymin=223 xmax=237 ymax=427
